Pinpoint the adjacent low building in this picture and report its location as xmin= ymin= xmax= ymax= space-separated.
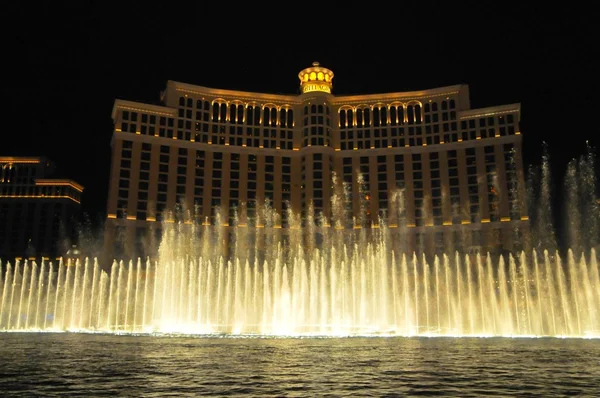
xmin=0 ymin=157 xmax=84 ymax=262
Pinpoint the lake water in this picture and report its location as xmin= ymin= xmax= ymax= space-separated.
xmin=0 ymin=334 xmax=598 ymax=396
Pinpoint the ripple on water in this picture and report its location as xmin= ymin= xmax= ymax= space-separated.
xmin=0 ymin=334 xmax=599 ymax=396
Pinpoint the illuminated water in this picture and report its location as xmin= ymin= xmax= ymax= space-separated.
xmin=1 ymin=245 xmax=599 ymax=337
xmin=0 ymin=146 xmax=598 ymax=337
xmin=1 ymin=334 xmax=599 ymax=396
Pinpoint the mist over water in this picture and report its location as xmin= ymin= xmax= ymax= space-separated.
xmin=0 ymin=145 xmax=598 ymax=337
xmin=527 ymin=143 xmax=600 ymax=256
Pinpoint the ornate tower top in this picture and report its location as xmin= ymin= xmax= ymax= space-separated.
xmin=298 ymin=61 xmax=334 ymax=94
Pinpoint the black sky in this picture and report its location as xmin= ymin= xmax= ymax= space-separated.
xmin=3 ymin=3 xmax=598 ymax=219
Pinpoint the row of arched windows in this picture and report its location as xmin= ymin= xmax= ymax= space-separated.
xmin=210 ymin=102 xmax=294 ymax=128
xmin=175 ymin=96 xmax=457 ymax=131
xmin=178 ymin=96 xmax=294 ymax=128
xmin=339 ymin=103 xmax=423 ymax=128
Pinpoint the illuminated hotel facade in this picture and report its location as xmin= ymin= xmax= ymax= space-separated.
xmin=104 ymin=62 xmax=528 ymax=261
xmin=0 ymin=157 xmax=84 ymax=261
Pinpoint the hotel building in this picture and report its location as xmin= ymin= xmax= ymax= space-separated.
xmin=0 ymin=157 xmax=84 ymax=262
xmin=104 ymin=62 xmax=528 ymax=261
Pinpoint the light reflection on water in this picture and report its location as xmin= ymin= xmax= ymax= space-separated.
xmin=0 ymin=333 xmax=599 ymax=396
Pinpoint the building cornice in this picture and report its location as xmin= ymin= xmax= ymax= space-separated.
xmin=112 ymin=99 xmax=177 ymax=120
xmin=167 ymin=81 xmax=470 ymax=107
xmin=459 ymin=103 xmax=521 ymax=120
xmin=112 ymin=130 xmax=521 ymax=156
xmin=35 ymin=179 xmax=84 ymax=192
xmin=168 ymin=81 xmax=301 ymax=104
xmin=0 ymin=157 xmax=43 ymax=164
xmin=330 ymin=85 xmax=467 ymax=105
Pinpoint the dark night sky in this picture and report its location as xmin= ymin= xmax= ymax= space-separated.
xmin=3 ymin=3 xmax=598 ymax=221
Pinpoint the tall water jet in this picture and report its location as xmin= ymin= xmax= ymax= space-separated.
xmin=529 ymin=144 xmax=557 ymax=253
xmin=565 ymin=160 xmax=583 ymax=256
xmin=576 ymin=143 xmax=599 ymax=254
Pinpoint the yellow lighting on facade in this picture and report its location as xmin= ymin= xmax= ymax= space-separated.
xmin=298 ymin=62 xmax=334 ymax=94
xmin=302 ymin=84 xmax=331 ymax=94
xmin=0 ymin=158 xmax=41 ymax=164
xmin=35 ymin=180 xmax=84 ymax=192
xmin=0 ymin=194 xmax=80 ymax=204
xmin=107 ymin=214 xmax=117 ymax=219
xmin=501 ymin=217 xmax=511 ymax=222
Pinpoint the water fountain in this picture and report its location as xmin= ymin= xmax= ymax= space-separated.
xmin=0 ymin=147 xmax=598 ymax=337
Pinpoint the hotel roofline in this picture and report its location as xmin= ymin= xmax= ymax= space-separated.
xmin=0 ymin=156 xmax=85 ymax=191
xmin=0 ymin=156 xmax=47 ymax=164
xmin=112 ymin=80 xmax=519 ymax=123
xmin=34 ymin=179 xmax=84 ymax=192
xmin=459 ymin=104 xmax=522 ymax=121
xmin=112 ymin=97 xmax=521 ymax=126
xmin=164 ymin=80 xmax=470 ymax=103
xmin=111 ymin=100 xmax=176 ymax=119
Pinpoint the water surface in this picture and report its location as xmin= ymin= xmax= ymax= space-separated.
xmin=1 ymin=334 xmax=599 ymax=396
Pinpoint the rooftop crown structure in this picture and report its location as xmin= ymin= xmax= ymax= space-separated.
xmin=298 ymin=62 xmax=334 ymax=94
